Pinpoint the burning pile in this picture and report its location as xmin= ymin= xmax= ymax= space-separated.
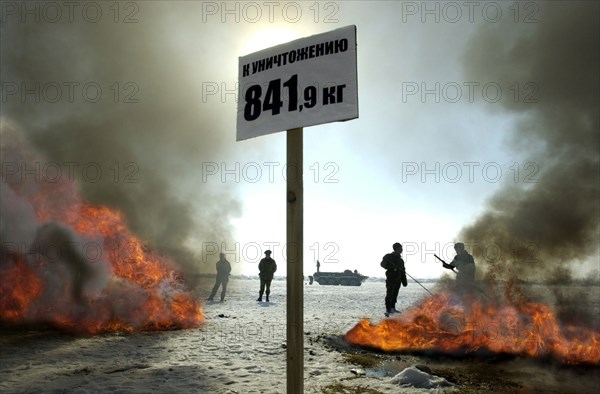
xmin=344 ymin=2 xmax=599 ymax=370
xmin=344 ymin=290 xmax=600 ymax=365
xmin=1 ymin=127 xmax=203 ymax=334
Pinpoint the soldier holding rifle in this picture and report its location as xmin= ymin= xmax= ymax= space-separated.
xmin=380 ymin=242 xmax=408 ymax=315
xmin=441 ymin=242 xmax=476 ymax=293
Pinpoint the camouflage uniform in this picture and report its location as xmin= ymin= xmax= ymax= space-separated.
xmin=258 ymin=254 xmax=277 ymax=301
xmin=381 ymin=251 xmax=407 ymax=313
xmin=449 ymin=250 xmax=475 ymax=292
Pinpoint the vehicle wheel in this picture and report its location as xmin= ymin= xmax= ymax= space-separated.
xmin=340 ymin=279 xmax=348 ymax=286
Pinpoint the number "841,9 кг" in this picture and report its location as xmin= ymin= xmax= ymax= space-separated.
xmin=244 ymin=74 xmax=346 ymax=121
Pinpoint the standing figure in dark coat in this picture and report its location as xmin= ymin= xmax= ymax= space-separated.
xmin=380 ymin=242 xmax=407 ymax=315
xmin=257 ymin=250 xmax=277 ymax=302
xmin=208 ymin=253 xmax=231 ymax=302
xmin=443 ymin=242 xmax=476 ymax=294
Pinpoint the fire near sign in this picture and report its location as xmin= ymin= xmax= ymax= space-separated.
xmin=236 ymin=25 xmax=358 ymax=141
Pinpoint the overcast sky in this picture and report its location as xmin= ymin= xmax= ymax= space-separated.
xmin=2 ymin=1 xmax=598 ymax=280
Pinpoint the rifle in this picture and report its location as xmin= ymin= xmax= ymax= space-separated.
xmin=433 ymin=254 xmax=493 ymax=301
xmin=434 ymin=254 xmax=457 ymax=273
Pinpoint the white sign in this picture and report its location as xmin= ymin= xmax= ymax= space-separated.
xmin=236 ymin=25 xmax=358 ymax=141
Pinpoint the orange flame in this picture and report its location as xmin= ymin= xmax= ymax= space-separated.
xmin=344 ymin=292 xmax=599 ymax=365
xmin=1 ymin=177 xmax=203 ymax=334
xmin=0 ymin=253 xmax=44 ymax=321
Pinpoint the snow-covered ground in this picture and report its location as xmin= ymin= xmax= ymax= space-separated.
xmin=2 ymin=278 xmax=599 ymax=393
xmin=1 ymin=278 xmax=446 ymax=393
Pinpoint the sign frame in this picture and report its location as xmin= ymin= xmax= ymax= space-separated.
xmin=236 ymin=25 xmax=358 ymax=141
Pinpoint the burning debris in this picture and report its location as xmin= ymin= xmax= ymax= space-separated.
xmin=344 ymin=2 xmax=600 ymax=370
xmin=1 ymin=124 xmax=203 ymax=334
xmin=0 ymin=5 xmax=241 ymax=277
xmin=344 ymin=288 xmax=600 ymax=366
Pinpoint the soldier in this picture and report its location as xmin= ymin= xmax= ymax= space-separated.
xmin=316 ymin=260 xmax=321 ymax=273
xmin=257 ymin=250 xmax=277 ymax=302
xmin=208 ymin=253 xmax=231 ymax=302
xmin=381 ymin=242 xmax=408 ymax=315
xmin=443 ymin=242 xmax=476 ymax=293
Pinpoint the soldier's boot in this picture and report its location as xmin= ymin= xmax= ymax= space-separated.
xmin=266 ymin=291 xmax=270 ymax=302
xmin=257 ymin=292 xmax=263 ymax=302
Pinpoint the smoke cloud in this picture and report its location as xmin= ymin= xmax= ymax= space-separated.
xmin=1 ymin=3 xmax=241 ymax=275
xmin=1 ymin=121 xmax=204 ymax=332
xmin=458 ymin=2 xmax=599 ymax=282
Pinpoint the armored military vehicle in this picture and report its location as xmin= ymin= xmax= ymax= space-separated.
xmin=310 ymin=269 xmax=368 ymax=286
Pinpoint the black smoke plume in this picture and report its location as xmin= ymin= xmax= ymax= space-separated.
xmin=1 ymin=3 xmax=241 ymax=276
xmin=458 ymin=2 xmax=599 ymax=282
